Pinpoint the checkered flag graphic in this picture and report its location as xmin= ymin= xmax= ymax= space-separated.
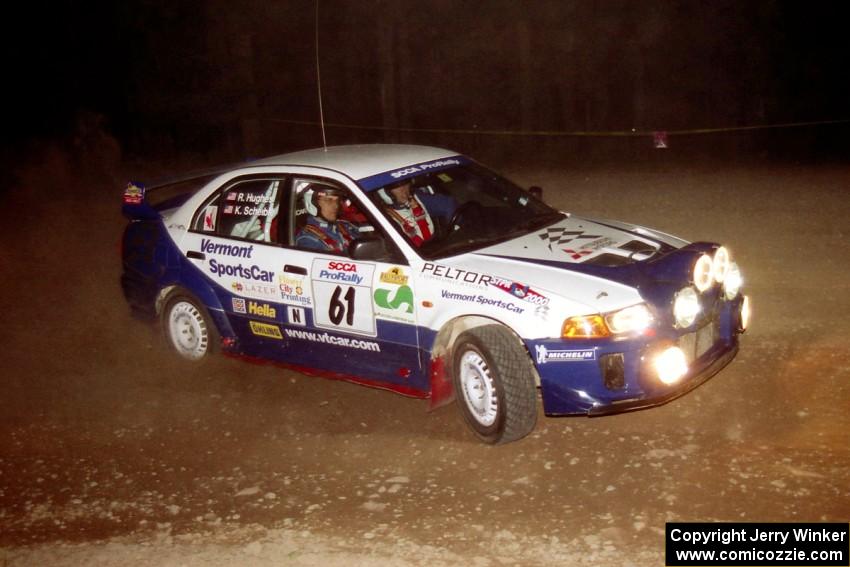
xmin=538 ymin=228 xmax=601 ymax=251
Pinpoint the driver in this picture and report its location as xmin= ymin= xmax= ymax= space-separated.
xmin=295 ymin=184 xmax=360 ymax=253
xmin=378 ymin=179 xmax=438 ymax=247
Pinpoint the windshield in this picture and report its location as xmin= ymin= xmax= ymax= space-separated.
xmin=367 ymin=162 xmax=563 ymax=259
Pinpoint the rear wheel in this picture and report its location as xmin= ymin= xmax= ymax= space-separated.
xmin=451 ymin=325 xmax=538 ymax=444
xmin=161 ymin=293 xmax=217 ymax=361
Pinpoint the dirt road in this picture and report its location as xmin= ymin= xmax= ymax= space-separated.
xmin=1 ymin=150 xmax=848 ymax=566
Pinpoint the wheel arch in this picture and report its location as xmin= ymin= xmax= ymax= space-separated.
xmin=427 ymin=314 xmax=540 ymax=410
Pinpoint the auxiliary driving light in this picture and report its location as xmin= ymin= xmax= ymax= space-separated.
xmin=655 ymin=346 xmax=688 ymax=385
xmin=673 ymin=286 xmax=701 ymax=328
xmin=713 ymin=246 xmax=731 ymax=283
xmin=723 ymin=262 xmax=743 ymax=300
xmin=693 ymin=254 xmax=714 ymax=292
xmin=740 ymin=295 xmax=751 ymax=331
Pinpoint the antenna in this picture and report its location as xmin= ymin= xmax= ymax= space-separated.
xmin=315 ymin=0 xmax=328 ymax=150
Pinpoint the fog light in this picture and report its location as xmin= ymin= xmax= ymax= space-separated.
xmin=740 ymin=295 xmax=751 ymax=331
xmin=655 ymin=346 xmax=688 ymax=385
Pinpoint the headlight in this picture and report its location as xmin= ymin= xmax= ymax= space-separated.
xmin=713 ymin=246 xmax=731 ymax=283
xmin=673 ymin=286 xmax=701 ymax=328
xmin=740 ymin=295 xmax=751 ymax=331
xmin=605 ymin=303 xmax=653 ymax=334
xmin=561 ymin=315 xmax=609 ymax=339
xmin=723 ymin=262 xmax=743 ymax=300
xmin=693 ymin=254 xmax=713 ymax=292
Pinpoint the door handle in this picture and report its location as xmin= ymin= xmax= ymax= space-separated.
xmin=187 ymin=251 xmax=205 ymax=260
xmin=284 ymin=264 xmax=307 ymax=275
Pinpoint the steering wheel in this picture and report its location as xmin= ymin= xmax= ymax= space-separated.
xmin=447 ymin=201 xmax=483 ymax=232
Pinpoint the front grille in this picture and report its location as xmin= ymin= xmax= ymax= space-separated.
xmin=678 ymin=318 xmax=719 ymax=363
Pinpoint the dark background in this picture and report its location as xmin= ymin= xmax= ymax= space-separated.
xmin=3 ymin=0 xmax=849 ymax=176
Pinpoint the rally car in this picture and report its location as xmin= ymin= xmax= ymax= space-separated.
xmin=121 ymin=144 xmax=750 ymax=444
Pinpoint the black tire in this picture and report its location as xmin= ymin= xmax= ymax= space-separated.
xmin=451 ymin=325 xmax=538 ymax=444
xmin=160 ymin=292 xmax=219 ymax=362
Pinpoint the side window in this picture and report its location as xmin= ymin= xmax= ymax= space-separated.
xmin=194 ymin=178 xmax=286 ymax=244
xmin=290 ymin=178 xmax=374 ymax=251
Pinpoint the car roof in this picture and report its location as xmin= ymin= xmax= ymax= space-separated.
xmin=247 ymin=144 xmax=458 ymax=180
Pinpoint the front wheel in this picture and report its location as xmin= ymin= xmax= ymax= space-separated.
xmin=161 ymin=293 xmax=218 ymax=361
xmin=451 ymin=325 xmax=538 ymax=444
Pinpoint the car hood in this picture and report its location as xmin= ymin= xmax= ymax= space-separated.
xmin=455 ymin=215 xmax=705 ymax=314
xmin=476 ymin=214 xmax=679 ymax=265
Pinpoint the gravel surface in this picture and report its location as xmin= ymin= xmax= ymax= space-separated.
xmin=1 ymin=147 xmax=848 ymax=566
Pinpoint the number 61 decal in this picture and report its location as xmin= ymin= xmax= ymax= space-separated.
xmin=311 ymin=259 xmax=376 ymax=336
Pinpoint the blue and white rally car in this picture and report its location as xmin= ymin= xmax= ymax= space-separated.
xmin=121 ymin=144 xmax=750 ymax=444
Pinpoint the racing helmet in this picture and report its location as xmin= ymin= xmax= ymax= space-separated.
xmin=378 ymin=178 xmax=414 ymax=206
xmin=303 ymin=183 xmax=345 ymax=217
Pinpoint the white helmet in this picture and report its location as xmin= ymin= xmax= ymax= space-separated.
xmin=303 ymin=183 xmax=344 ymax=216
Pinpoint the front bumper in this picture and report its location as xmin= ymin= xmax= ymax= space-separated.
xmin=530 ymin=294 xmax=745 ymax=416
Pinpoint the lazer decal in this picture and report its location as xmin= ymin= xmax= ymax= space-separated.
xmin=234 ymin=281 xmax=280 ymax=301
xmin=535 ymin=345 xmax=595 ymax=364
xmin=538 ymin=228 xmax=601 ymax=252
xmin=249 ymin=321 xmax=283 ymax=340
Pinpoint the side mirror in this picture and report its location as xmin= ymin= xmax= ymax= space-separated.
xmin=528 ymin=186 xmax=543 ymax=200
xmin=350 ymin=235 xmax=394 ymax=262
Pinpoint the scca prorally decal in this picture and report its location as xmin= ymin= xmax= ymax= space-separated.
xmin=390 ymin=158 xmax=461 ymax=180
xmin=421 ymin=263 xmax=492 ymax=287
xmin=538 ymin=228 xmax=601 ymax=251
xmin=316 ymin=261 xmax=364 ymax=285
xmin=201 ymin=238 xmax=254 ymax=258
xmin=283 ymin=328 xmax=380 ymax=352
xmin=209 ymin=259 xmax=274 ymax=282
xmin=490 ymin=277 xmax=549 ymax=305
xmin=441 ymin=290 xmax=525 ymax=314
xmin=535 ymin=345 xmax=595 ymax=365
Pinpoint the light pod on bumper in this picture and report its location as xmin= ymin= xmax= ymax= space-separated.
xmin=654 ymin=346 xmax=688 ymax=385
xmin=723 ymin=262 xmax=743 ymax=300
xmin=713 ymin=246 xmax=730 ymax=283
xmin=693 ymin=254 xmax=714 ymax=292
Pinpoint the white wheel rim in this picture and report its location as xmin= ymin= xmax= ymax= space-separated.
xmin=459 ymin=350 xmax=498 ymax=427
xmin=168 ymin=301 xmax=209 ymax=360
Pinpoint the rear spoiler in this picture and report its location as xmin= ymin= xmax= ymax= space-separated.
xmin=121 ymin=170 xmax=222 ymax=220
